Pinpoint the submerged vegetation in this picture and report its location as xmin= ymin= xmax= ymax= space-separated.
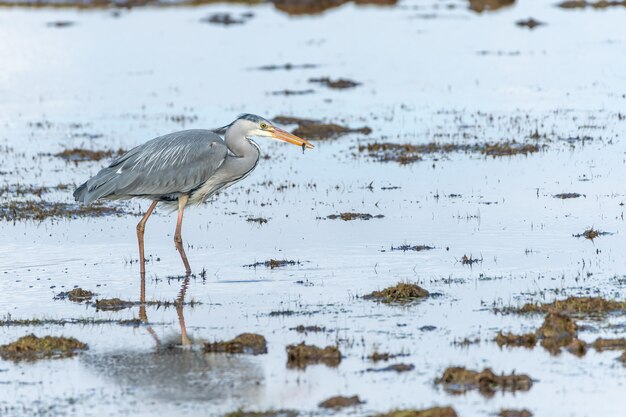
xmin=204 ymin=333 xmax=268 ymax=355
xmin=435 ymin=367 xmax=533 ymax=396
xmin=286 ymin=343 xmax=341 ymax=368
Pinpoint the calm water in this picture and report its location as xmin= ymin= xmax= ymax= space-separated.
xmin=0 ymin=0 xmax=625 ymax=416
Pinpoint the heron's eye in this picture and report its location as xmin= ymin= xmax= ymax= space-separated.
xmin=260 ymin=122 xmax=268 ymax=129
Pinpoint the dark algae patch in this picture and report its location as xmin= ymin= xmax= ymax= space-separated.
xmin=318 ymin=395 xmax=364 ymax=409
xmin=245 ymin=259 xmax=300 ymax=269
xmin=286 ymin=342 xmax=341 ymax=368
xmin=359 ymin=141 xmax=540 ymax=164
xmin=55 ymin=288 xmax=95 ymax=302
xmin=435 ymin=367 xmax=533 ymax=396
xmin=495 ymin=331 xmax=537 ymax=348
xmin=363 ymin=282 xmax=429 ymax=304
xmin=373 ymin=407 xmax=458 ymax=417
xmin=327 ymin=212 xmax=384 ymax=221
xmin=309 ymin=77 xmax=360 ymax=89
xmin=291 ymin=325 xmax=325 ymax=333
xmin=274 ymin=115 xmax=371 ymax=140
xmin=0 ymin=200 xmax=125 ymax=221
xmin=204 ymin=333 xmax=267 ymax=355
xmin=554 ymin=193 xmax=582 ymax=199
xmin=223 ymin=410 xmax=297 ymax=417
xmin=0 ymin=334 xmax=87 ymax=362
xmin=388 ymin=244 xmax=435 ymax=252
xmin=54 ymin=147 xmax=125 ymax=162
xmin=499 ymin=410 xmax=533 ymax=417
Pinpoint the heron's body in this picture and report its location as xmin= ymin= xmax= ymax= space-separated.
xmin=73 ymin=114 xmax=312 ymax=275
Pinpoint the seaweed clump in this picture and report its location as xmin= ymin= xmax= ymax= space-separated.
xmin=204 ymin=333 xmax=268 ymax=355
xmin=0 ymin=334 xmax=87 ymax=361
xmin=364 ymin=282 xmax=429 ymax=304
xmin=327 ymin=212 xmax=384 ymax=221
xmin=373 ymin=406 xmax=458 ymax=417
xmin=286 ymin=342 xmax=341 ymax=368
xmin=318 ymin=395 xmax=364 ymax=409
xmin=435 ymin=367 xmax=532 ymax=397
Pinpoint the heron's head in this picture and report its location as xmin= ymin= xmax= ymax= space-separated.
xmin=232 ymin=114 xmax=314 ymax=150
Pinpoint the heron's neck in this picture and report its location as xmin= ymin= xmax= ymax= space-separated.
xmin=225 ymin=125 xmax=260 ymax=159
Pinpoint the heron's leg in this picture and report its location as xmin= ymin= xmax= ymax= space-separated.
xmin=174 ymin=195 xmax=191 ymax=275
xmin=136 ymin=200 xmax=158 ymax=276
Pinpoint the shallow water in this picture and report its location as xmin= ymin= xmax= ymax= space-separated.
xmin=1 ymin=0 xmax=625 ymax=416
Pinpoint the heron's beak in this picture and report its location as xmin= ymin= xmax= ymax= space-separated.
xmin=271 ymin=128 xmax=314 ymax=150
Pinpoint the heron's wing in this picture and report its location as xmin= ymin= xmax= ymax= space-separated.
xmin=75 ymin=129 xmax=228 ymax=203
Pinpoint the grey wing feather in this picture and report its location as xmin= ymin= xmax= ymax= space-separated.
xmin=74 ymin=129 xmax=228 ymax=204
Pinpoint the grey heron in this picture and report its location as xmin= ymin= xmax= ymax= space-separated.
xmin=74 ymin=114 xmax=313 ymax=275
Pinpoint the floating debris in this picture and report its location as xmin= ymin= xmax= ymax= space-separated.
xmin=286 ymin=342 xmax=341 ymax=368
xmin=495 ymin=331 xmax=537 ymax=348
xmin=327 ymin=212 xmax=384 ymax=221
xmin=363 ymin=282 xmax=429 ymax=304
xmin=388 ymin=244 xmax=435 ymax=252
xmin=515 ymin=18 xmax=545 ymax=29
xmin=309 ymin=77 xmax=360 ymax=89
xmin=200 ymin=12 xmax=253 ymax=25
xmin=46 ymin=20 xmax=75 ymax=28
xmin=554 ymin=193 xmax=582 ymax=199
xmin=435 ymin=367 xmax=533 ymax=396
xmin=255 ymin=63 xmax=318 ymax=71
xmin=204 ymin=333 xmax=268 ymax=355
xmin=373 ymin=406 xmax=458 ymax=417
xmin=54 ymin=148 xmax=125 ymax=163
xmin=290 ymin=325 xmax=325 ymax=333
xmin=0 ymin=334 xmax=87 ymax=362
xmin=460 ymin=254 xmax=482 ymax=265
xmin=573 ymin=228 xmax=611 ymax=240
xmin=367 ymin=363 xmax=415 ymax=373
xmin=244 ymin=259 xmax=300 ymax=269
xmin=274 ymin=115 xmax=371 ymax=140
xmin=367 ymin=351 xmax=408 ymax=362
xmin=318 ymin=395 xmax=364 ymax=409
xmin=54 ymin=288 xmax=95 ymax=302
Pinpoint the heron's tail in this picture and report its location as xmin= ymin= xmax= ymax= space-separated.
xmin=73 ymin=182 xmax=88 ymax=203
xmin=74 ymin=167 xmax=120 ymax=204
